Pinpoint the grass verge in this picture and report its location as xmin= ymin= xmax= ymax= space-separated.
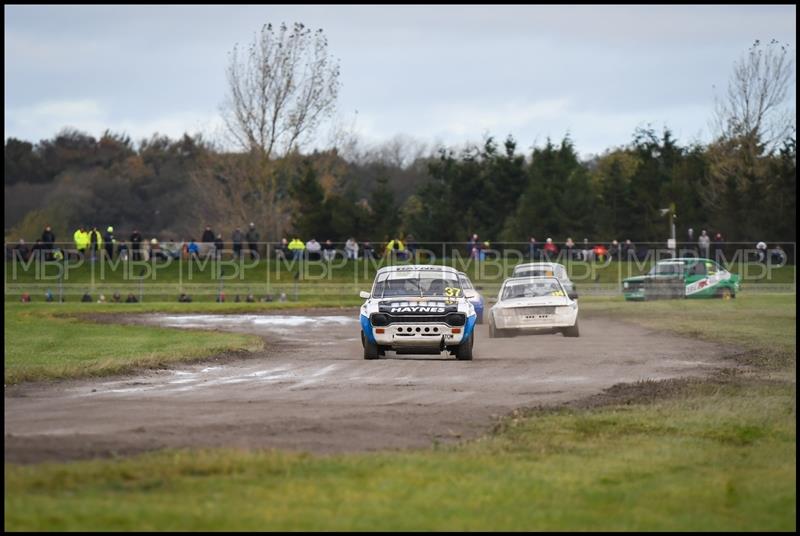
xmin=4 ymin=303 xmax=265 ymax=384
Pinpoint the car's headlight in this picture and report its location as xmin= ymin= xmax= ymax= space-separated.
xmin=370 ymin=313 xmax=389 ymax=326
xmin=623 ymin=282 xmax=629 ymax=289
xmin=445 ymin=313 xmax=466 ymax=326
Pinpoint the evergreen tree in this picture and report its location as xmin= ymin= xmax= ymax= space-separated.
xmin=289 ymin=161 xmax=330 ymax=239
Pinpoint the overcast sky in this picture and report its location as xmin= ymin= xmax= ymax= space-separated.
xmin=4 ymin=4 xmax=796 ymax=157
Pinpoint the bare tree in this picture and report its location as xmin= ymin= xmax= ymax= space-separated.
xmin=704 ymin=39 xmax=795 ymax=218
xmin=216 ymin=22 xmax=340 ymax=241
xmin=221 ymin=22 xmax=341 ymax=159
xmin=711 ymin=39 xmax=795 ymax=152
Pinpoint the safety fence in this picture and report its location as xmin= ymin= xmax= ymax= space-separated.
xmin=4 ymin=241 xmax=796 ymax=303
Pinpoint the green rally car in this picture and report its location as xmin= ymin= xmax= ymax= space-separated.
xmin=623 ymin=258 xmax=741 ymax=301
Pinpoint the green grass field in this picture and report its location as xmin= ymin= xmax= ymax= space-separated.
xmin=4 ymin=294 xmax=796 ymax=530
xmin=4 ymin=304 xmax=263 ymax=384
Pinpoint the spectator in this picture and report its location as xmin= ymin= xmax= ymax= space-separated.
xmin=232 ymin=227 xmax=243 ymax=259
xmin=713 ymin=232 xmax=724 ymax=262
xmin=622 ymin=239 xmax=636 ymax=261
xmin=306 ymin=238 xmax=322 ymax=261
xmin=581 ymin=238 xmax=592 ymax=261
xmin=684 ymin=227 xmax=696 ymax=256
xmin=150 ymin=238 xmax=168 ymax=262
xmin=45 ymin=289 xmax=54 ymax=302
xmin=178 ymin=293 xmax=192 ymax=303
xmin=564 ymin=237 xmax=576 ymax=260
xmin=480 ymin=241 xmax=490 ymax=261
xmin=345 ymin=237 xmax=359 ymax=260
xmin=528 ymin=237 xmax=538 ymax=260
xmin=769 ymin=244 xmax=787 ymax=265
xmin=125 ymin=293 xmax=138 ymax=303
xmin=103 ymin=226 xmax=116 ymax=260
xmin=698 ymin=230 xmax=711 ymax=259
xmin=288 ymin=237 xmax=305 ymax=260
xmin=214 ymin=233 xmax=224 ymax=260
xmin=81 ymin=292 xmax=93 ymax=303
xmin=608 ymin=239 xmax=620 ymax=260
xmin=468 ymin=233 xmax=479 ymax=258
xmin=362 ymin=241 xmax=375 ymax=260
xmin=15 ymin=239 xmax=30 ymax=262
xmin=20 ymin=292 xmax=31 ymax=303
xmin=245 ymin=222 xmax=260 ymax=260
xmin=112 ymin=292 xmax=122 ymax=303
xmin=162 ymin=240 xmax=182 ymax=260
xmin=73 ymin=226 xmax=89 ymax=257
xmin=41 ymin=225 xmax=56 ymax=259
xmin=322 ymin=239 xmax=336 ymax=262
xmin=385 ymin=237 xmax=405 ymax=259
xmin=130 ymin=229 xmax=143 ymax=261
xmin=755 ymin=241 xmax=768 ymax=263
xmin=201 ymin=225 xmax=215 ymax=258
xmin=187 ymin=238 xmax=200 ymax=259
xmin=543 ymin=238 xmax=558 ymax=260
xmin=88 ymin=225 xmax=103 ymax=262
xmin=275 ymin=237 xmax=289 ymax=261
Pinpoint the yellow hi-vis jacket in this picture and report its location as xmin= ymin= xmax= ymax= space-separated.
xmin=87 ymin=229 xmax=103 ymax=248
xmin=288 ymin=239 xmax=305 ymax=251
xmin=74 ymin=229 xmax=90 ymax=250
xmin=385 ymin=239 xmax=405 ymax=255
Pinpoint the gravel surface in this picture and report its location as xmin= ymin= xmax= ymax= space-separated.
xmin=4 ymin=309 xmax=736 ymax=463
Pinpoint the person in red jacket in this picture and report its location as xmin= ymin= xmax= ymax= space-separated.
xmin=543 ymin=237 xmax=559 ymax=260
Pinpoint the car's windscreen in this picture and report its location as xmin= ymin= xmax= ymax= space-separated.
xmin=501 ymin=279 xmax=564 ymax=300
xmin=373 ymin=271 xmax=462 ymax=298
xmin=649 ymin=263 xmax=684 ymax=276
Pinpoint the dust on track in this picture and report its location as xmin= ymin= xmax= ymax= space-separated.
xmin=4 ymin=308 xmax=739 ymax=464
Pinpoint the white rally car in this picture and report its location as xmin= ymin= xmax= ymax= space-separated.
xmin=359 ymin=265 xmax=478 ymax=360
xmin=488 ymin=276 xmax=580 ymax=338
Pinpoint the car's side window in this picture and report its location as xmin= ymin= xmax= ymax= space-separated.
xmin=705 ymin=262 xmax=718 ymax=275
xmin=689 ymin=262 xmax=707 ymax=276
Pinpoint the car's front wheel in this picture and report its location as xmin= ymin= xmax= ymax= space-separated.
xmin=719 ymin=287 xmax=735 ymax=300
xmin=362 ymin=332 xmax=379 ymax=359
xmin=455 ymin=331 xmax=474 ymax=360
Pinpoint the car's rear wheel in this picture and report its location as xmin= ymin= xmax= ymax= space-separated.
xmin=455 ymin=332 xmax=474 ymax=360
xmin=562 ymin=319 xmax=580 ymax=338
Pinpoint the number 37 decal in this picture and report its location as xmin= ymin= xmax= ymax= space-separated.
xmin=444 ymin=287 xmax=461 ymax=303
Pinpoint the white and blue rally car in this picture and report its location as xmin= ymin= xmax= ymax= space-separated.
xmin=359 ymin=265 xmax=478 ymax=360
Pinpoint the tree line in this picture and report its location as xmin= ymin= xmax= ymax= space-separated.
xmin=4 ymin=125 xmax=795 ymax=247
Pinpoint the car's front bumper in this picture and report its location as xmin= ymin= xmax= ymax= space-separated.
xmin=361 ymin=315 xmax=474 ymax=350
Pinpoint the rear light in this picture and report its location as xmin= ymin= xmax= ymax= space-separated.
xmin=451 ymin=328 xmax=461 ymax=334
xmin=375 ymin=328 xmax=385 ymax=334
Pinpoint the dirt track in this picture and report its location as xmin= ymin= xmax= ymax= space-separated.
xmin=4 ymin=309 xmax=736 ymax=463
